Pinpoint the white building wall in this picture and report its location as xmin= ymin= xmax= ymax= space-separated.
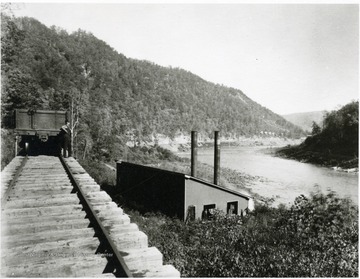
xmin=184 ymin=179 xmax=250 ymax=220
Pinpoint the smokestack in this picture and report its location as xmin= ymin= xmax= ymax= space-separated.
xmin=191 ymin=131 xmax=198 ymax=177
xmin=214 ymin=131 xmax=220 ymax=185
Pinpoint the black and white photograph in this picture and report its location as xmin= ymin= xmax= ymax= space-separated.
xmin=1 ymin=1 xmax=358 ymax=277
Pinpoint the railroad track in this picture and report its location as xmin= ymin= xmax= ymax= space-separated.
xmin=1 ymin=155 xmax=180 ymax=277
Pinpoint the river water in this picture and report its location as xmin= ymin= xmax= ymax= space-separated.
xmin=179 ymin=146 xmax=358 ymax=207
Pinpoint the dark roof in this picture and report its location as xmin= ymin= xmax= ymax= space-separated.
xmin=117 ymin=161 xmax=185 ymax=177
xmin=117 ymin=161 xmax=252 ymax=200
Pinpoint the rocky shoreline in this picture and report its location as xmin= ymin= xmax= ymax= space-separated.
xmin=275 ymin=145 xmax=358 ymax=173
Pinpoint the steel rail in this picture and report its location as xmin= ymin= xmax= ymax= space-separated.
xmin=59 ymin=156 xmax=133 ymax=278
xmin=1 ymin=156 xmax=28 ymax=206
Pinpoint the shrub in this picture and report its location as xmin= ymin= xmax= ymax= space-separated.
xmin=125 ymin=191 xmax=358 ymax=277
xmin=79 ymin=159 xmax=116 ymax=187
xmin=1 ymin=129 xmax=15 ymax=170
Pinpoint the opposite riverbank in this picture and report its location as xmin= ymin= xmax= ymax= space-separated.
xmin=156 ymin=135 xmax=303 ymax=153
xmin=273 ymin=102 xmax=358 ymax=172
xmin=274 ymin=144 xmax=358 ymax=172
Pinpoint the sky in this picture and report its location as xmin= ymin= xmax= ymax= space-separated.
xmin=7 ymin=1 xmax=359 ymax=115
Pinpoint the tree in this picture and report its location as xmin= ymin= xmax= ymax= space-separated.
xmin=311 ymin=121 xmax=321 ymax=135
xmin=1 ymin=68 xmax=44 ymax=125
xmin=67 ymin=87 xmax=89 ymax=157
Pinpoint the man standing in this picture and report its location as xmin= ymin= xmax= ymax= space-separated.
xmin=60 ymin=121 xmax=71 ymax=158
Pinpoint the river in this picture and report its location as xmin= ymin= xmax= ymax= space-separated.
xmin=178 ymin=146 xmax=358 ymax=207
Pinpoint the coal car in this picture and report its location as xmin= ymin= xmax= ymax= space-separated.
xmin=14 ymin=109 xmax=69 ymax=155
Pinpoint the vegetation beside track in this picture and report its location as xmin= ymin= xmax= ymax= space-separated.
xmin=81 ymin=152 xmax=358 ymax=278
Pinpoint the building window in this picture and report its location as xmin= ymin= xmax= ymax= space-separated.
xmin=202 ymin=204 xmax=216 ymax=220
xmin=227 ymin=201 xmax=238 ymax=215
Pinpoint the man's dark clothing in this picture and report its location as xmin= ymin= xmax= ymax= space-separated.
xmin=59 ymin=125 xmax=71 ymax=157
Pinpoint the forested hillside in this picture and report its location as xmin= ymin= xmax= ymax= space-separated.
xmin=1 ymin=16 xmax=304 ymax=161
xmin=278 ymin=101 xmax=358 ymax=168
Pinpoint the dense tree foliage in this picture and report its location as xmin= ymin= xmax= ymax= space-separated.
xmin=278 ymin=101 xmax=358 ymax=168
xmin=311 ymin=121 xmax=321 ymax=135
xmin=1 ymin=15 xmax=304 ymax=162
xmin=123 ymin=191 xmax=358 ymax=277
xmin=319 ymin=101 xmax=359 ymax=156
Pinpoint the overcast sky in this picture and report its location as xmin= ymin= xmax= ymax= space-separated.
xmin=9 ymin=1 xmax=359 ymax=115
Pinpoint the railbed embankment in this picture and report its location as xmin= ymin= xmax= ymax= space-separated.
xmin=1 ymin=155 xmax=180 ymax=277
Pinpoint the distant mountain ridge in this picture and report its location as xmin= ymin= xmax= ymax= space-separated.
xmin=1 ymin=16 xmax=305 ymax=160
xmin=282 ymin=111 xmax=326 ymax=133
